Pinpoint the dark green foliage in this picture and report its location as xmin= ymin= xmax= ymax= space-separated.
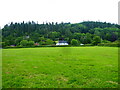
xmin=1 ymin=21 xmax=120 ymax=47
xmin=27 ymin=41 xmax=34 ymax=46
xmin=39 ymin=41 xmax=45 ymax=45
xmin=98 ymin=40 xmax=120 ymax=47
xmin=1 ymin=42 xmax=6 ymax=48
xmin=92 ymin=36 xmax=101 ymax=45
xmin=71 ymin=39 xmax=79 ymax=46
xmin=20 ymin=40 xmax=28 ymax=46
xmin=15 ymin=37 xmax=23 ymax=45
xmin=45 ymin=39 xmax=53 ymax=45
xmin=20 ymin=40 xmax=34 ymax=47
xmin=101 ymin=40 xmax=111 ymax=43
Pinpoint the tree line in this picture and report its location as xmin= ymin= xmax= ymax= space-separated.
xmin=1 ymin=21 xmax=120 ymax=47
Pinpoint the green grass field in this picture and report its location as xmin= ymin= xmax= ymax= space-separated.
xmin=2 ymin=47 xmax=118 ymax=88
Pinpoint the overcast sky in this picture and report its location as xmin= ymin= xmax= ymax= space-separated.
xmin=0 ymin=0 xmax=119 ymax=28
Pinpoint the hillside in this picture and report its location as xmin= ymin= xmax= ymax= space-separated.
xmin=1 ymin=21 xmax=120 ymax=46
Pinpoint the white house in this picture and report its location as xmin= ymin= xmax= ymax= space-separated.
xmin=80 ymin=44 xmax=84 ymax=45
xmin=56 ymin=41 xmax=69 ymax=45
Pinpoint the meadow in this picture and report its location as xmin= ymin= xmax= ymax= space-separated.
xmin=2 ymin=47 xmax=118 ymax=88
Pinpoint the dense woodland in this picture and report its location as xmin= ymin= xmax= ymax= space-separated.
xmin=1 ymin=21 xmax=120 ymax=47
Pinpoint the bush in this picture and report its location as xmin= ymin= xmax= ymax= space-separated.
xmin=71 ymin=39 xmax=79 ymax=46
xmin=20 ymin=40 xmax=35 ymax=47
xmin=0 ymin=42 xmax=7 ymax=48
xmin=101 ymin=40 xmax=111 ymax=43
xmin=39 ymin=41 xmax=45 ymax=45
xmin=98 ymin=41 xmax=119 ymax=47
xmin=27 ymin=41 xmax=34 ymax=47
xmin=45 ymin=39 xmax=53 ymax=45
xmin=92 ymin=36 xmax=101 ymax=45
xmin=20 ymin=40 xmax=28 ymax=47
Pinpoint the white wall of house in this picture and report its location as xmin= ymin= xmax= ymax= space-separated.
xmin=56 ymin=43 xmax=68 ymax=45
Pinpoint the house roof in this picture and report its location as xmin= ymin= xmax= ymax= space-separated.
xmin=58 ymin=41 xmax=67 ymax=43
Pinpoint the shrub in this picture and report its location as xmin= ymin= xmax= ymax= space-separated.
xmin=71 ymin=39 xmax=79 ymax=46
xmin=27 ymin=41 xmax=34 ymax=47
xmin=92 ymin=36 xmax=101 ymax=45
xmin=20 ymin=40 xmax=28 ymax=47
xmin=98 ymin=41 xmax=119 ymax=47
xmin=45 ymin=39 xmax=53 ymax=45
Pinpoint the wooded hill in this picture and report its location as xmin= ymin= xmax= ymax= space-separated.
xmin=1 ymin=21 xmax=120 ymax=47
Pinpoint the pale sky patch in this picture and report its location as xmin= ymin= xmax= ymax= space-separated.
xmin=0 ymin=0 xmax=119 ymax=28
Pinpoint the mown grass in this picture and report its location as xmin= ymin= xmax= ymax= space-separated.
xmin=2 ymin=47 xmax=118 ymax=88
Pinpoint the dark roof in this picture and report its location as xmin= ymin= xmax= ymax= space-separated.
xmin=58 ymin=41 xmax=67 ymax=43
